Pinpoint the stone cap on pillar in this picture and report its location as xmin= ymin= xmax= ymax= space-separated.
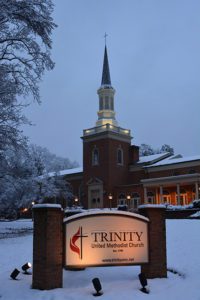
xmin=33 ymin=204 xmax=62 ymax=210
xmin=139 ymin=204 xmax=166 ymax=210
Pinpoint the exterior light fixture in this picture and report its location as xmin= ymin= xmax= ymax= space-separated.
xmin=22 ymin=262 xmax=32 ymax=274
xmin=10 ymin=268 xmax=20 ymax=280
xmin=126 ymin=194 xmax=131 ymax=209
xmin=92 ymin=277 xmax=103 ymax=296
xmin=31 ymin=201 xmax=35 ymax=206
xmin=74 ymin=197 xmax=79 ymax=207
xmin=138 ymin=273 xmax=149 ymax=294
xmin=108 ymin=193 xmax=113 ymax=210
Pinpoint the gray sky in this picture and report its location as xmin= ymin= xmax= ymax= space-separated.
xmin=23 ymin=0 xmax=200 ymax=165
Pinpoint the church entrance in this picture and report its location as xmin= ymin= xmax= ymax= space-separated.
xmin=88 ymin=178 xmax=103 ymax=208
xmin=88 ymin=180 xmax=103 ymax=209
xmin=90 ymin=189 xmax=102 ymax=208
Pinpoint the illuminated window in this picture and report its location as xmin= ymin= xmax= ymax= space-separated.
xmin=118 ymin=193 xmax=126 ymax=205
xmin=147 ymin=191 xmax=155 ymax=204
xmin=162 ymin=190 xmax=171 ymax=204
xmin=117 ymin=148 xmax=123 ymax=165
xmin=192 ymin=187 xmax=200 ymax=200
xmin=92 ymin=148 xmax=99 ymax=166
xmin=176 ymin=188 xmax=187 ymax=205
xmin=130 ymin=193 xmax=140 ymax=209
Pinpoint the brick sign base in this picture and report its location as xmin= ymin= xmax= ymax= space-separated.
xmin=139 ymin=205 xmax=167 ymax=278
xmin=32 ymin=204 xmax=63 ymax=290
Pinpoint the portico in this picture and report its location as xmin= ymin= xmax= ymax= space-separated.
xmin=142 ymin=173 xmax=200 ymax=205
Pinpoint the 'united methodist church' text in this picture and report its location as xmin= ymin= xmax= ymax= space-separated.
xmin=90 ymin=231 xmax=145 ymax=249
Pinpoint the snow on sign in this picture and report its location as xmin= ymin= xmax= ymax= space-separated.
xmin=64 ymin=211 xmax=149 ymax=268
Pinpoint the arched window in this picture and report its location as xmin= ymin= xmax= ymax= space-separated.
xmin=117 ymin=147 xmax=123 ymax=165
xmin=147 ymin=191 xmax=155 ymax=204
xmin=130 ymin=192 xmax=140 ymax=210
xmin=92 ymin=148 xmax=99 ymax=166
xmin=99 ymin=97 xmax=103 ymax=110
xmin=110 ymin=97 xmax=114 ymax=110
xmin=105 ymin=96 xmax=109 ymax=109
xmin=118 ymin=193 xmax=126 ymax=206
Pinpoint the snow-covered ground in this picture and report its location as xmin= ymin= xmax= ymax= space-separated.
xmin=0 ymin=219 xmax=199 ymax=300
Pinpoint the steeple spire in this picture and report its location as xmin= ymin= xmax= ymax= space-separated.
xmin=96 ymin=43 xmax=118 ymax=127
xmin=101 ymin=45 xmax=111 ymax=87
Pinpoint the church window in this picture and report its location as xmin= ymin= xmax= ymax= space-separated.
xmin=110 ymin=97 xmax=114 ymax=110
xmin=117 ymin=147 xmax=123 ymax=165
xmin=162 ymin=190 xmax=171 ymax=204
xmin=100 ymin=97 xmax=103 ymax=110
xmin=176 ymin=188 xmax=187 ymax=205
xmin=130 ymin=193 xmax=140 ymax=210
xmin=92 ymin=148 xmax=99 ymax=166
xmin=105 ymin=96 xmax=109 ymax=109
xmin=147 ymin=191 xmax=155 ymax=204
xmin=118 ymin=193 xmax=126 ymax=206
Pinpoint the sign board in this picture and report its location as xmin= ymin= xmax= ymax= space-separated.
xmin=64 ymin=211 xmax=149 ymax=268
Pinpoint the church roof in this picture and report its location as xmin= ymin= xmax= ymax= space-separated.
xmin=45 ymin=167 xmax=83 ymax=178
xmin=146 ymin=154 xmax=200 ymax=168
xmin=138 ymin=152 xmax=171 ymax=164
xmin=101 ymin=45 xmax=111 ymax=86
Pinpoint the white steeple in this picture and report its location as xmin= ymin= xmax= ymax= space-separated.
xmin=96 ymin=45 xmax=118 ymax=127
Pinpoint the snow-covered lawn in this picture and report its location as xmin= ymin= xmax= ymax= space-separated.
xmin=0 ymin=219 xmax=199 ymax=300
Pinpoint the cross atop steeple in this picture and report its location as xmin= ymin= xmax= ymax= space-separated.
xmin=104 ymin=32 xmax=108 ymax=45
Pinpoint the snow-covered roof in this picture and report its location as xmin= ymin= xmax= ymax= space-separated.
xmin=138 ymin=152 xmax=170 ymax=164
xmin=47 ymin=167 xmax=83 ymax=178
xmin=146 ymin=155 xmax=200 ymax=168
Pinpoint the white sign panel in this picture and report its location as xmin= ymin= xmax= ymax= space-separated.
xmin=64 ymin=211 xmax=149 ymax=268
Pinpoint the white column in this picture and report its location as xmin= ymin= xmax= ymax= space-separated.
xmin=195 ymin=182 xmax=199 ymax=200
xmin=177 ymin=184 xmax=180 ymax=205
xmin=160 ymin=186 xmax=163 ymax=204
xmin=144 ymin=187 xmax=147 ymax=204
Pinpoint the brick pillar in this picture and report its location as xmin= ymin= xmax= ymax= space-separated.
xmin=32 ymin=204 xmax=63 ymax=290
xmin=139 ymin=205 xmax=167 ymax=278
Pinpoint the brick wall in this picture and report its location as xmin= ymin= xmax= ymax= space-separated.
xmin=32 ymin=205 xmax=63 ymax=290
xmin=139 ymin=206 xmax=167 ymax=278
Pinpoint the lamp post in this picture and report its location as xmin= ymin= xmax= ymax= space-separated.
xmin=74 ymin=196 xmax=79 ymax=207
xmin=31 ymin=201 xmax=35 ymax=221
xmin=126 ymin=194 xmax=131 ymax=210
xmin=108 ymin=193 xmax=113 ymax=210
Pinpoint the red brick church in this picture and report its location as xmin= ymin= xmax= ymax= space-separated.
xmin=63 ymin=45 xmax=200 ymax=210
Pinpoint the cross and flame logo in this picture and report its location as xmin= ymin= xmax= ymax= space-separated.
xmin=70 ymin=226 xmax=88 ymax=259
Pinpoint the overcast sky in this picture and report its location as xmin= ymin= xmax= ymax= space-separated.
xmin=23 ymin=0 xmax=200 ymax=165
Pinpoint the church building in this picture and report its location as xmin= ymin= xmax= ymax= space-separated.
xmin=63 ymin=45 xmax=200 ymax=210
